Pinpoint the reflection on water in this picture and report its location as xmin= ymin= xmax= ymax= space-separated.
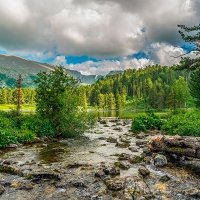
xmin=95 ymin=110 xmax=120 ymax=118
xmin=37 ymin=143 xmax=70 ymax=163
xmin=92 ymin=109 xmax=141 ymax=118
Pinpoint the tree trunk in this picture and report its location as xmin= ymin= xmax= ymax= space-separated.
xmin=150 ymin=136 xmax=200 ymax=159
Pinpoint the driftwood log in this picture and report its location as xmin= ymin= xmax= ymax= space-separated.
xmin=150 ymin=136 xmax=200 ymax=159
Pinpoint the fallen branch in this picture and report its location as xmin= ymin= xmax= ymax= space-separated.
xmin=150 ymin=136 xmax=200 ymax=159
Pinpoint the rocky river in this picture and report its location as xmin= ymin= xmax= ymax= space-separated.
xmin=0 ymin=119 xmax=200 ymax=200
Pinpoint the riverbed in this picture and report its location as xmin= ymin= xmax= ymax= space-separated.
xmin=0 ymin=119 xmax=200 ymax=200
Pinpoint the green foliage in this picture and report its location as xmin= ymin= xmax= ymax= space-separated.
xmin=0 ymin=129 xmax=18 ymax=148
xmin=131 ymin=111 xmax=163 ymax=132
xmin=14 ymin=130 xmax=36 ymax=143
xmin=0 ymin=111 xmax=13 ymax=129
xmin=168 ymin=76 xmax=191 ymax=110
xmin=83 ymin=66 xmax=190 ymax=110
xmin=19 ymin=115 xmax=55 ymax=137
xmin=162 ymin=110 xmax=200 ymax=136
xmin=189 ymin=68 xmax=200 ymax=107
xmin=177 ymin=24 xmax=200 ymax=70
xmin=35 ymin=67 xmax=96 ymax=137
xmin=0 ymin=88 xmax=35 ymax=105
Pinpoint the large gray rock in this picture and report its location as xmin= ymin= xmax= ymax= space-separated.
xmin=154 ymin=154 xmax=168 ymax=167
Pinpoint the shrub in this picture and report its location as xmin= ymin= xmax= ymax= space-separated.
xmin=131 ymin=111 xmax=163 ymax=133
xmin=162 ymin=110 xmax=200 ymax=136
xmin=0 ymin=111 xmax=14 ymax=129
xmin=19 ymin=114 xmax=55 ymax=137
xmin=0 ymin=129 xmax=18 ymax=148
xmin=14 ymin=129 xmax=36 ymax=143
xmin=61 ymin=111 xmax=97 ymax=138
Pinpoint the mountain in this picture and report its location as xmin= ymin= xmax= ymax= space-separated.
xmin=0 ymin=54 xmax=103 ymax=87
xmin=106 ymin=70 xmax=123 ymax=76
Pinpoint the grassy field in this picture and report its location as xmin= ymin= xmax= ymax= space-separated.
xmin=0 ymin=104 xmax=36 ymax=112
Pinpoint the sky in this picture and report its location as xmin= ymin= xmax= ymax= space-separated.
xmin=0 ymin=0 xmax=199 ymax=75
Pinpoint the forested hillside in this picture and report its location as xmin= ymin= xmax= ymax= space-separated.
xmin=79 ymin=65 xmax=191 ymax=110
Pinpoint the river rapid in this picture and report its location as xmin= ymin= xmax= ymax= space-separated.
xmin=0 ymin=119 xmax=200 ymax=200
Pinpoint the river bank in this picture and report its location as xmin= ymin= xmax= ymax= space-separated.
xmin=0 ymin=119 xmax=200 ymax=200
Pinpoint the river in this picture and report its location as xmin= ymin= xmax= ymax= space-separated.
xmin=0 ymin=119 xmax=200 ymax=199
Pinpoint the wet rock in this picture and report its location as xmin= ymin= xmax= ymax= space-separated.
xmin=106 ymin=137 xmax=117 ymax=143
xmin=136 ymin=139 xmax=148 ymax=146
xmin=104 ymin=124 xmax=109 ymax=127
xmin=142 ymin=147 xmax=151 ymax=155
xmin=0 ymin=180 xmax=11 ymax=187
xmin=138 ymin=166 xmax=150 ymax=177
xmin=116 ymin=141 xmax=130 ymax=148
xmin=116 ymin=122 xmax=123 ymax=126
xmin=0 ymin=184 xmax=5 ymax=195
xmin=135 ymin=132 xmax=146 ymax=139
xmin=114 ymin=161 xmax=130 ymax=170
xmin=3 ymin=160 xmax=12 ymax=165
xmin=118 ymin=153 xmax=130 ymax=161
xmin=8 ymin=144 xmax=18 ymax=148
xmin=99 ymin=120 xmax=107 ymax=124
xmin=103 ymin=166 xmax=120 ymax=176
xmin=0 ymin=165 xmax=23 ymax=176
xmin=95 ymin=170 xmax=105 ymax=180
xmin=128 ymin=146 xmax=138 ymax=152
xmin=72 ymin=181 xmax=87 ymax=188
xmin=19 ymin=183 xmax=34 ymax=191
xmin=104 ymin=178 xmax=124 ymax=191
xmin=185 ymin=188 xmax=200 ymax=198
xmin=129 ymin=155 xmax=143 ymax=164
xmin=113 ymin=127 xmax=123 ymax=131
xmin=120 ymin=137 xmax=131 ymax=144
xmin=159 ymin=175 xmax=171 ymax=182
xmin=94 ymin=130 xmax=104 ymax=134
xmin=30 ymin=172 xmax=61 ymax=181
xmin=154 ymin=154 xmax=168 ymax=167
xmin=98 ymin=137 xmax=107 ymax=140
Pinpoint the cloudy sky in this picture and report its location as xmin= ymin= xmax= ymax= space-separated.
xmin=0 ymin=0 xmax=198 ymax=75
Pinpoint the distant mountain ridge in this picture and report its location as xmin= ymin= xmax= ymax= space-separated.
xmin=0 ymin=54 xmax=121 ymax=87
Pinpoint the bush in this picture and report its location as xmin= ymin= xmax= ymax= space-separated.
xmin=14 ymin=129 xmax=36 ymax=143
xmin=19 ymin=114 xmax=55 ymax=137
xmin=131 ymin=111 xmax=163 ymax=132
xmin=0 ymin=129 xmax=18 ymax=148
xmin=0 ymin=111 xmax=14 ymax=129
xmin=162 ymin=110 xmax=200 ymax=136
xmin=61 ymin=111 xmax=97 ymax=138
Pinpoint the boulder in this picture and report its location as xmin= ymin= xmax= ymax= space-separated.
xmin=136 ymin=140 xmax=148 ymax=146
xmin=113 ymin=127 xmax=123 ymax=131
xmin=118 ymin=153 xmax=130 ymax=161
xmin=138 ymin=166 xmax=150 ymax=177
xmin=114 ymin=161 xmax=130 ymax=170
xmin=103 ymin=166 xmax=120 ymax=176
xmin=104 ymin=178 xmax=124 ymax=191
xmin=128 ymin=146 xmax=138 ymax=152
xmin=106 ymin=137 xmax=117 ymax=143
xmin=129 ymin=155 xmax=143 ymax=164
xmin=154 ymin=154 xmax=168 ymax=167
xmin=159 ymin=175 xmax=171 ymax=182
xmin=116 ymin=142 xmax=130 ymax=148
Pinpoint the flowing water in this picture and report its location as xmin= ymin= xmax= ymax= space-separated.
xmin=0 ymin=119 xmax=200 ymax=200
